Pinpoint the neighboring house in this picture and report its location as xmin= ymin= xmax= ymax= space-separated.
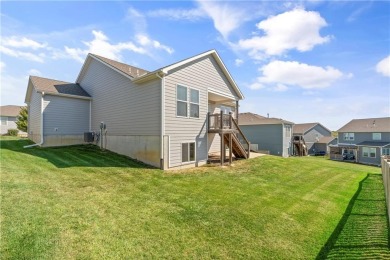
xmin=238 ymin=112 xmax=294 ymax=157
xmin=329 ymin=117 xmax=390 ymax=166
xmin=25 ymin=50 xmax=248 ymax=169
xmin=293 ymin=123 xmax=333 ymax=155
xmin=0 ymin=105 xmax=26 ymax=135
xmin=315 ymin=136 xmax=337 ymax=155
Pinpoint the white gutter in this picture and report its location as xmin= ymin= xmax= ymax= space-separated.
xmin=24 ymin=92 xmax=45 ymax=148
xmin=156 ymin=72 xmax=166 ymax=169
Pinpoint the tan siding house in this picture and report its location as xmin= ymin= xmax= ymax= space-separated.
xmin=25 ymin=50 xmax=246 ymax=169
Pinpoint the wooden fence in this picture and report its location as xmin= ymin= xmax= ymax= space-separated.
xmin=381 ymin=156 xmax=390 ymax=225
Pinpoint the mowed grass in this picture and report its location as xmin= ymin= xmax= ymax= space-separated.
xmin=1 ymin=136 xmax=388 ymax=259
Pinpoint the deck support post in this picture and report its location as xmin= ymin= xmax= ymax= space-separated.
xmin=220 ymin=133 xmax=224 ymax=166
xmin=229 ymin=133 xmax=233 ymax=165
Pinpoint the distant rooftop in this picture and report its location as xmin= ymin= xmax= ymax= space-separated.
xmin=338 ymin=117 xmax=390 ymax=133
xmin=0 ymin=105 xmax=24 ymax=117
xmin=239 ymin=112 xmax=294 ymax=125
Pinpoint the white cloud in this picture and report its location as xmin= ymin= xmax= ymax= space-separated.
xmin=255 ymin=60 xmax=344 ymax=89
xmin=135 ymin=34 xmax=174 ymax=54
xmin=273 ymin=84 xmax=288 ymax=92
xmin=235 ymin=59 xmax=244 ymax=67
xmin=376 ymin=55 xmax=390 ymax=77
xmin=237 ymin=9 xmax=330 ymax=57
xmin=0 ymin=45 xmax=45 ymax=63
xmin=147 ymin=8 xmax=206 ymax=21
xmin=126 ymin=7 xmax=147 ymax=33
xmin=197 ymin=1 xmax=249 ymax=39
xmin=64 ymin=30 xmax=147 ymax=63
xmin=1 ymin=36 xmax=47 ymax=49
xmin=248 ymin=82 xmax=265 ymax=90
xmin=27 ymin=69 xmax=42 ymax=76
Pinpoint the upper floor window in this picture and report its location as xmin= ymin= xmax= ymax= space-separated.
xmin=373 ymin=133 xmax=381 ymax=140
xmin=0 ymin=116 xmax=7 ymax=125
xmin=176 ymin=85 xmax=199 ymax=118
xmin=343 ymin=133 xmax=354 ymax=141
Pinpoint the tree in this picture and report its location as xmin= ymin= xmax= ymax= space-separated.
xmin=16 ymin=106 xmax=28 ymax=132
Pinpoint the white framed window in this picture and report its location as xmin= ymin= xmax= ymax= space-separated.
xmin=373 ymin=133 xmax=381 ymax=140
xmin=383 ymin=148 xmax=390 ymax=156
xmin=362 ymin=147 xmax=376 ymax=158
xmin=176 ymin=85 xmax=188 ymax=117
xmin=1 ymin=116 xmax=8 ymax=125
xmin=343 ymin=133 xmax=354 ymax=141
xmin=182 ymin=142 xmax=196 ymax=163
xmin=190 ymin=89 xmax=199 ymax=118
xmin=176 ymin=85 xmax=199 ymax=118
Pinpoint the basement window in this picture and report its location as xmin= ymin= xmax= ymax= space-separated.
xmin=182 ymin=142 xmax=195 ymax=163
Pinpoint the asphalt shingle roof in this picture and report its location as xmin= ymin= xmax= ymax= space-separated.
xmin=90 ymin=54 xmax=149 ymax=78
xmin=337 ymin=117 xmax=390 ymax=133
xmin=0 ymin=105 xmax=24 ymax=117
xmin=30 ymin=76 xmax=90 ymax=97
xmin=293 ymin=123 xmax=319 ymax=135
xmin=238 ymin=112 xmax=294 ymax=125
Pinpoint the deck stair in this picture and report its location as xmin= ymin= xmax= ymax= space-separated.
xmin=293 ymin=136 xmax=308 ymax=156
xmin=208 ymin=111 xmax=250 ymax=165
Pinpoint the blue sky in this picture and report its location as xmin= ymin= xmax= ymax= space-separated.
xmin=1 ymin=0 xmax=389 ymax=130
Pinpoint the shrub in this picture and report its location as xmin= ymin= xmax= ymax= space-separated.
xmin=7 ymin=129 xmax=19 ymax=136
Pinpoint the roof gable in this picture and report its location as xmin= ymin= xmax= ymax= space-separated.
xmin=293 ymin=122 xmax=331 ymax=135
xmin=26 ymin=76 xmax=91 ymax=102
xmin=338 ymin=117 xmax=390 ymax=133
xmin=77 ymin=50 xmax=244 ymax=100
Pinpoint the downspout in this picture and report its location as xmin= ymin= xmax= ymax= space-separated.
xmin=156 ymin=72 xmax=166 ymax=169
xmin=89 ymin=100 xmax=92 ymax=132
xmin=24 ymin=92 xmax=45 ymax=148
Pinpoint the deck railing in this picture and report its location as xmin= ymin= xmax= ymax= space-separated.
xmin=207 ymin=111 xmax=250 ymax=158
xmin=381 ymin=156 xmax=390 ymax=225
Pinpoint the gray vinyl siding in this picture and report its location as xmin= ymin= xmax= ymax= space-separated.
xmin=28 ymin=89 xmax=42 ymax=143
xmin=304 ymin=125 xmax=332 ymax=154
xmin=78 ymin=58 xmax=161 ymax=136
xmin=240 ymin=124 xmax=285 ymax=157
xmin=42 ymin=95 xmax=89 ymax=135
xmin=164 ymin=55 xmax=240 ymax=167
xmin=358 ymin=146 xmax=381 ymax=166
xmin=338 ymin=132 xmax=390 ymax=144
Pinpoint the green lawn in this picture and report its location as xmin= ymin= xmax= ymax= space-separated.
xmin=1 ymin=136 xmax=389 ymax=259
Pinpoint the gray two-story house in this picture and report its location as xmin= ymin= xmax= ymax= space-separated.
xmin=293 ymin=123 xmax=333 ymax=155
xmin=238 ymin=112 xmax=294 ymax=157
xmin=329 ymin=117 xmax=390 ymax=166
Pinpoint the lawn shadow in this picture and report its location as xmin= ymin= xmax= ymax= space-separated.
xmin=1 ymin=138 xmax=156 ymax=169
xmin=316 ymin=174 xmax=390 ymax=259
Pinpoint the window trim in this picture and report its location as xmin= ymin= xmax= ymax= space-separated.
xmin=362 ymin=147 xmax=376 ymax=158
xmin=176 ymin=84 xmax=200 ymax=119
xmin=343 ymin=132 xmax=354 ymax=141
xmin=1 ymin=116 xmax=8 ymax=126
xmin=383 ymin=148 xmax=390 ymax=156
xmin=181 ymin=141 xmax=196 ymax=163
xmin=372 ymin=133 xmax=381 ymax=141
